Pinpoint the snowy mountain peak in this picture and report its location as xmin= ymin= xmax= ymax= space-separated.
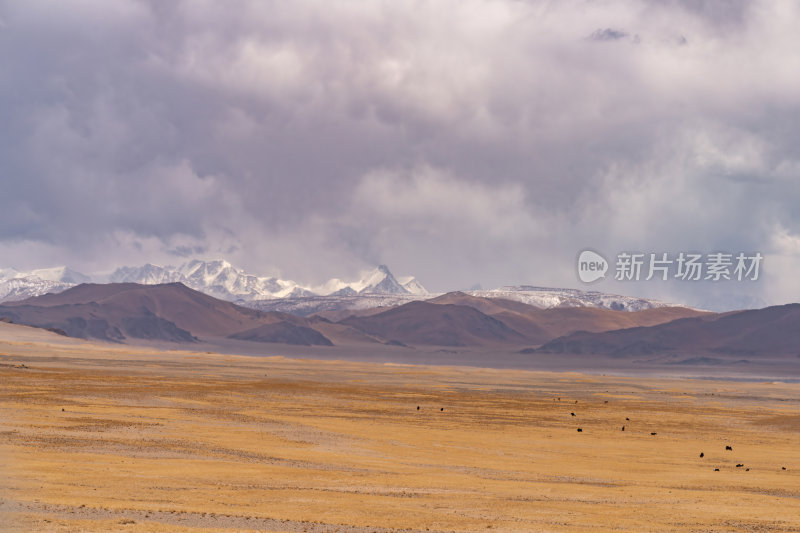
xmin=0 ymin=258 xmax=673 ymax=313
xmin=352 ymin=265 xmax=409 ymax=294
xmin=0 ymin=265 xmax=90 ymax=302
xmin=0 ymin=265 xmax=90 ymax=284
xmin=467 ymin=286 xmax=672 ymax=312
xmin=110 ymin=264 xmax=182 ymax=285
xmin=110 ymin=260 xmax=293 ymax=301
xmin=398 ymin=276 xmax=429 ymax=296
xmin=0 ymin=259 xmax=431 ymax=303
xmin=103 ymin=260 xmax=425 ymax=300
xmin=181 ymin=258 xmax=233 ymax=275
xmin=30 ymin=266 xmax=91 ymax=284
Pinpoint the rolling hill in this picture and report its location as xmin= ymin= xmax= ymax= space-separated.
xmin=0 ymin=284 xmax=734 ymax=355
xmin=339 ymin=300 xmax=531 ymax=347
xmin=536 ymin=303 xmax=800 ymax=359
xmin=427 ymin=292 xmax=709 ymax=345
xmin=0 ymin=283 xmax=332 ymax=346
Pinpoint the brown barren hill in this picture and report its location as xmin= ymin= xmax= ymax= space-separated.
xmin=340 ymin=300 xmax=529 ymax=346
xmin=0 ymin=283 xmax=332 ymax=346
xmin=537 ymin=303 xmax=800 ymax=359
xmin=312 ymin=306 xmax=397 ymax=323
xmin=428 ymin=292 xmax=709 ymax=345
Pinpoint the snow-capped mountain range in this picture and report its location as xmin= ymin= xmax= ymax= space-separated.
xmin=0 ymin=259 xmax=675 ymax=313
xmin=248 ymin=285 xmax=674 ymax=316
xmin=108 ymin=261 xmax=427 ymax=301
xmin=468 ymin=286 xmax=665 ymax=311
xmin=0 ymin=266 xmax=90 ymax=302
xmin=0 ymin=261 xmax=427 ymax=303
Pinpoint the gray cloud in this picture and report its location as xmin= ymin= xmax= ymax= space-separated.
xmin=589 ymin=28 xmax=629 ymax=41
xmin=1 ymin=0 xmax=799 ymax=309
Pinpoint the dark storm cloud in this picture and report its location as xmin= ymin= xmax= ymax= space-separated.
xmin=1 ymin=0 xmax=799 ymax=308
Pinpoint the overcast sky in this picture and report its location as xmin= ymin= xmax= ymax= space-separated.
xmin=1 ymin=0 xmax=799 ymax=310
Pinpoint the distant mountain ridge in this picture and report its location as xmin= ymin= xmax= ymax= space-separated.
xmin=535 ymin=303 xmax=800 ymax=360
xmin=108 ymin=260 xmax=426 ymax=301
xmin=0 ymin=282 xmax=333 ymax=346
xmin=0 ymin=266 xmax=89 ymax=302
xmin=0 ymin=260 xmax=427 ymax=303
xmin=0 ymin=283 xmax=703 ymax=351
xmin=0 ymin=259 xmax=674 ymax=313
xmin=248 ymin=286 xmax=675 ymax=316
xmin=467 ymin=286 xmax=668 ymax=312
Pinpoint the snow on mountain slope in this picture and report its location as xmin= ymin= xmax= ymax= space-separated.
xmin=110 ymin=264 xmax=184 ymax=285
xmin=398 ymin=276 xmax=428 ymax=296
xmin=110 ymin=260 xmax=295 ymax=301
xmin=0 ymin=277 xmax=74 ymax=302
xmin=30 ymin=266 xmax=91 ymax=284
xmin=0 ymin=259 xmax=671 ymax=314
xmin=353 ymin=265 xmax=409 ymax=294
xmin=177 ymin=259 xmax=292 ymax=299
xmin=0 ymin=266 xmax=90 ymax=284
xmin=108 ymin=260 xmax=426 ymax=301
xmin=342 ymin=265 xmax=429 ymax=295
xmin=243 ymin=288 xmax=672 ymax=317
xmin=0 ymin=266 xmax=89 ymax=302
xmin=246 ymin=293 xmax=426 ymax=316
xmin=467 ymin=286 xmax=672 ymax=312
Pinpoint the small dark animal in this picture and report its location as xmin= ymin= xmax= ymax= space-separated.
xmin=736 ymin=464 xmax=743 ymax=468
xmin=440 ymin=408 xmax=444 ymax=411
xmin=621 ymin=426 xmax=625 ymax=431
xmin=782 ymin=467 xmax=787 ymax=470
xmin=61 ymin=408 xmax=65 ymax=412
xmin=714 ymin=468 xmax=719 ymax=471
xmin=726 ymin=446 xmax=732 ymax=451
xmin=625 ymin=417 xmax=629 ymax=421
xmin=650 ymin=432 xmax=657 ymax=436
xmin=746 ymin=468 xmax=750 ymax=471
xmin=416 ymin=406 xmax=420 ymax=410
xmin=571 ymin=412 xmax=575 ymax=416
xmin=604 ymin=401 xmax=608 ymax=404
xmin=700 ymin=452 xmax=704 ymax=458
xmin=577 ymin=428 xmax=583 ymax=432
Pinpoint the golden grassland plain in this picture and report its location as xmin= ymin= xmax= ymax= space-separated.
xmin=0 ymin=323 xmax=798 ymax=532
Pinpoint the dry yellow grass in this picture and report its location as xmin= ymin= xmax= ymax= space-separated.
xmin=0 ymin=323 xmax=798 ymax=532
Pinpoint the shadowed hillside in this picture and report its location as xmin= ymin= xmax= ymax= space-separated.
xmin=0 ymin=283 xmax=332 ymax=346
xmin=537 ymin=303 xmax=800 ymax=359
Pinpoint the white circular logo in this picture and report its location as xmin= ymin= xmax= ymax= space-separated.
xmin=577 ymin=250 xmax=608 ymax=283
